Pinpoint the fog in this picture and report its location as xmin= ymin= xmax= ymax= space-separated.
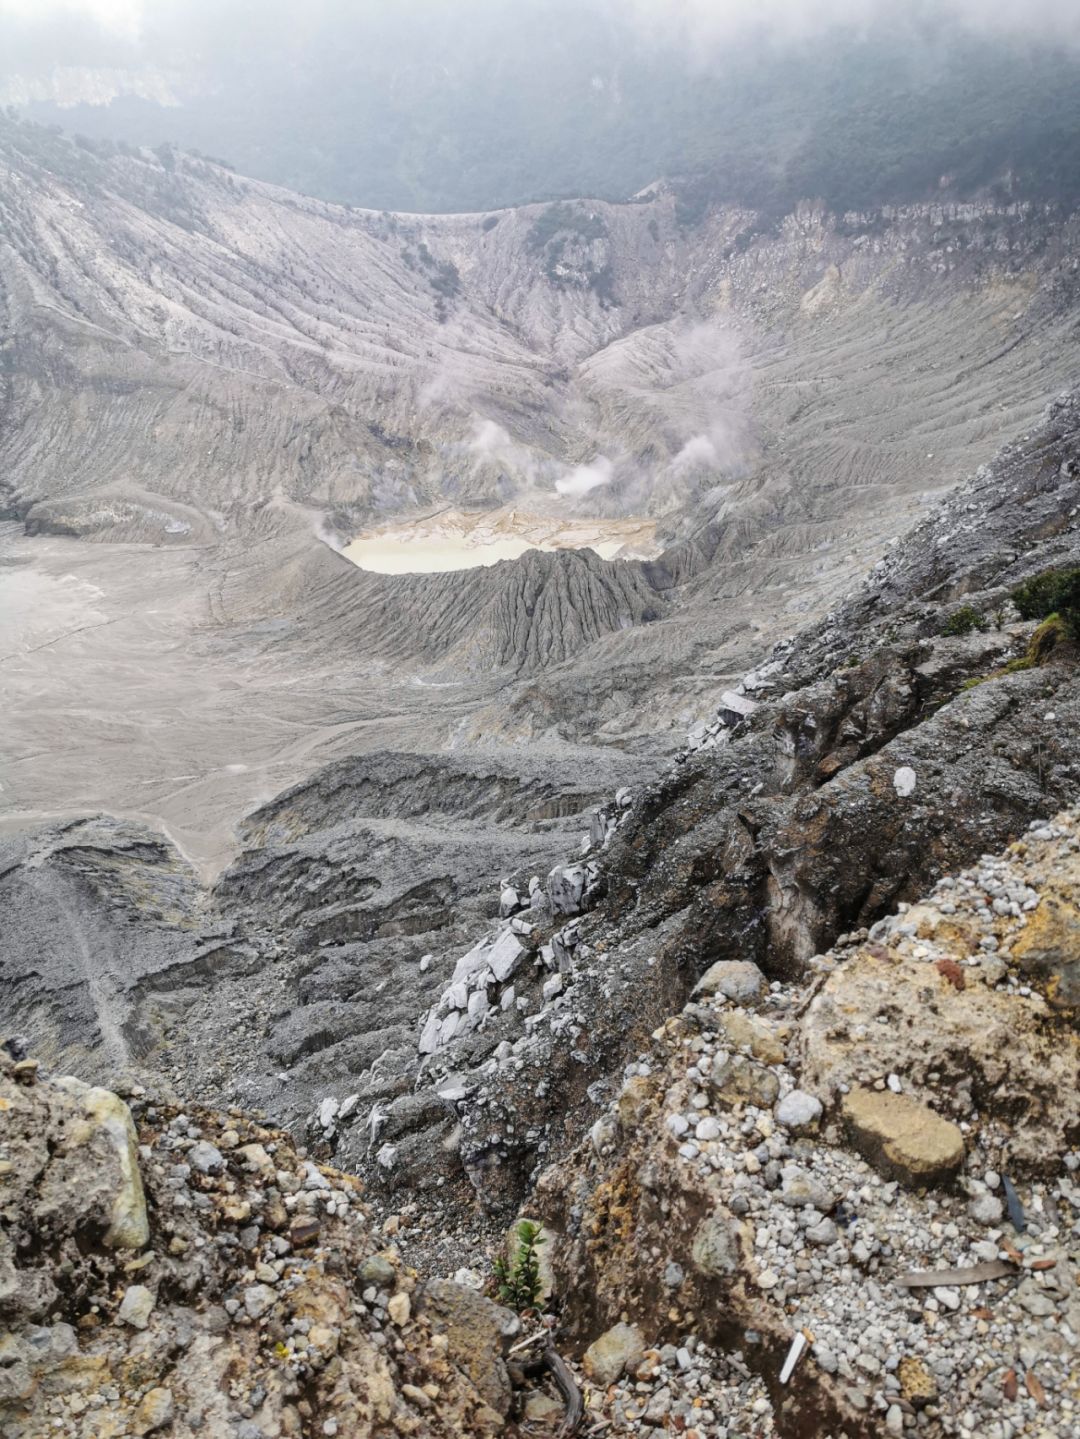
xmin=3 ymin=0 xmax=1078 ymax=215
xmin=3 ymin=1 xmax=1079 ymax=73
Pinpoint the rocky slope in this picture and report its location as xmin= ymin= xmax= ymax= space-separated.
xmin=0 ymin=1054 xmax=525 ymax=1438
xmin=3 ymin=118 xmax=1080 ymax=1439
xmin=319 ymin=391 xmax=1080 ymax=1223
xmin=4 ymin=791 xmax=1078 ymax=1436
xmin=5 ymin=115 xmax=1080 ymax=873
xmin=533 ymin=808 xmax=1080 ymax=1438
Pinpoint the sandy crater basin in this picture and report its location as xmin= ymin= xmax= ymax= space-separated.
xmin=343 ymin=505 xmax=661 ymax=574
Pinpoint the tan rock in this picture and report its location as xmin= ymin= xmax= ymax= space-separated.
xmin=131 ymin=1386 xmax=174 ymax=1435
xmin=582 ymin=1322 xmax=645 ymax=1386
xmin=799 ymin=946 xmax=1080 ymax=1168
xmin=693 ymin=960 xmax=763 ymax=1003
xmin=841 ymin=1087 xmax=963 ymax=1187
xmin=898 ymin=1355 xmax=938 ymax=1407
xmin=51 ymin=1079 xmax=149 ymax=1250
xmin=387 ymin=1292 xmax=411 ymax=1326
xmin=1011 ymin=886 xmax=1080 ymax=1008
xmin=615 ymin=1074 xmax=654 ymax=1132
xmin=236 ymin=1143 xmax=276 ymax=1178
xmin=717 ymin=1010 xmax=786 ymax=1065
xmin=524 ymin=1391 xmax=564 ymax=1422
xmin=707 ymin=1052 xmax=779 ymax=1108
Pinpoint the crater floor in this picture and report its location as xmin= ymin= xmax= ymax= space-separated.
xmin=342 ymin=505 xmax=662 ymax=573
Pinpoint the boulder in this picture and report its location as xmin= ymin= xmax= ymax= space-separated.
xmin=548 ymin=863 xmax=589 ymax=916
xmin=487 ymin=930 xmax=526 ymax=983
xmin=417 ymin=1280 xmax=520 ymax=1416
xmin=841 ymin=1086 xmax=964 ymax=1188
xmin=690 ymin=1212 xmax=741 ymax=1278
xmin=582 ymin=1322 xmax=645 ymax=1385
xmin=499 ymin=885 xmax=520 ymax=918
xmin=707 ymin=1052 xmax=779 ymax=1108
xmin=693 ymin=961 xmax=764 ymax=1004
xmin=38 ymin=1077 xmax=149 ymax=1252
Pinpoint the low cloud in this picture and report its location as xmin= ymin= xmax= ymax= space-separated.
xmin=556 ymin=455 xmax=614 ymax=498
xmin=618 ymin=1 xmax=1080 ymax=56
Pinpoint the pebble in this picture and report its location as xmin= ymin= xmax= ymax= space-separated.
xmin=118 ymin=1285 xmax=155 ymax=1329
xmin=187 ymin=1141 xmax=224 ymax=1174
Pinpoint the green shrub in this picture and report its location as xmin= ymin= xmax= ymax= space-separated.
xmin=1011 ymin=567 xmax=1080 ymax=638
xmin=526 ymin=202 xmax=607 ymax=254
xmin=941 ymin=604 xmax=984 ymax=637
xmin=493 ymin=1219 xmax=545 ymax=1312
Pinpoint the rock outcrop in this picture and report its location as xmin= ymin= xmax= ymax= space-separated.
xmin=0 ymin=1057 xmax=523 ymax=1439
xmin=527 ymin=809 xmax=1080 ymax=1438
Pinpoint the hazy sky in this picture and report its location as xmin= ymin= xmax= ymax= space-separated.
xmin=3 ymin=0 xmax=1080 ymax=55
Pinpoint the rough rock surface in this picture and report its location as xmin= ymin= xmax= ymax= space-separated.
xmin=6 ymin=109 xmax=1080 ymax=879
xmin=331 ymin=393 xmax=1080 ymax=1241
xmin=840 ymin=1088 xmax=966 ymax=1189
xmin=0 ymin=1056 xmax=522 ymax=1439
xmin=527 ymin=810 xmax=1080 ymax=1438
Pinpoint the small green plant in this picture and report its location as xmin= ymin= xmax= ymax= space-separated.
xmin=1011 ymin=567 xmax=1080 ymax=639
xmin=1028 ymin=613 xmax=1068 ymax=663
xmin=493 ymin=1219 xmax=545 ymax=1312
xmin=941 ymin=604 xmax=984 ymax=637
xmin=959 ymin=617 xmax=1064 ymax=692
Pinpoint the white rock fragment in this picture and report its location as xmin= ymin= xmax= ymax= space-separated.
xmin=188 ymin=1141 xmax=224 ymax=1174
xmin=779 ymin=1331 xmax=807 ymax=1384
xmin=893 ymin=766 xmax=917 ymax=798
xmin=488 ymin=930 xmax=526 ymax=983
xmin=118 ymin=1284 xmax=155 ymax=1329
xmin=774 ymin=1090 xmax=822 ymax=1130
xmin=499 ymin=885 xmax=520 ymax=918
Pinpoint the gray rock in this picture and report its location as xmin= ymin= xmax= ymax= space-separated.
xmin=417 ymin=1280 xmax=520 ymax=1416
xmin=780 ymin=1166 xmax=835 ymax=1212
xmin=188 ymin=1141 xmax=224 ymax=1174
xmin=775 ymin=1090 xmax=823 ymax=1130
xmin=968 ymin=1192 xmax=1004 ymax=1227
xmin=582 ymin=1322 xmax=645 ymax=1385
xmin=709 ymin=1052 xmax=779 ymax=1108
xmin=243 ymin=1284 xmax=277 ymax=1320
xmin=693 ymin=961 xmax=764 ymax=1003
xmin=690 ymin=1212 xmax=740 ymax=1278
xmin=359 ymin=1254 xmax=396 ymax=1289
xmin=805 ymin=1217 xmax=838 ymax=1245
xmin=547 ymin=863 xmax=590 ymax=917
xmin=118 ymin=1285 xmax=155 ymax=1329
